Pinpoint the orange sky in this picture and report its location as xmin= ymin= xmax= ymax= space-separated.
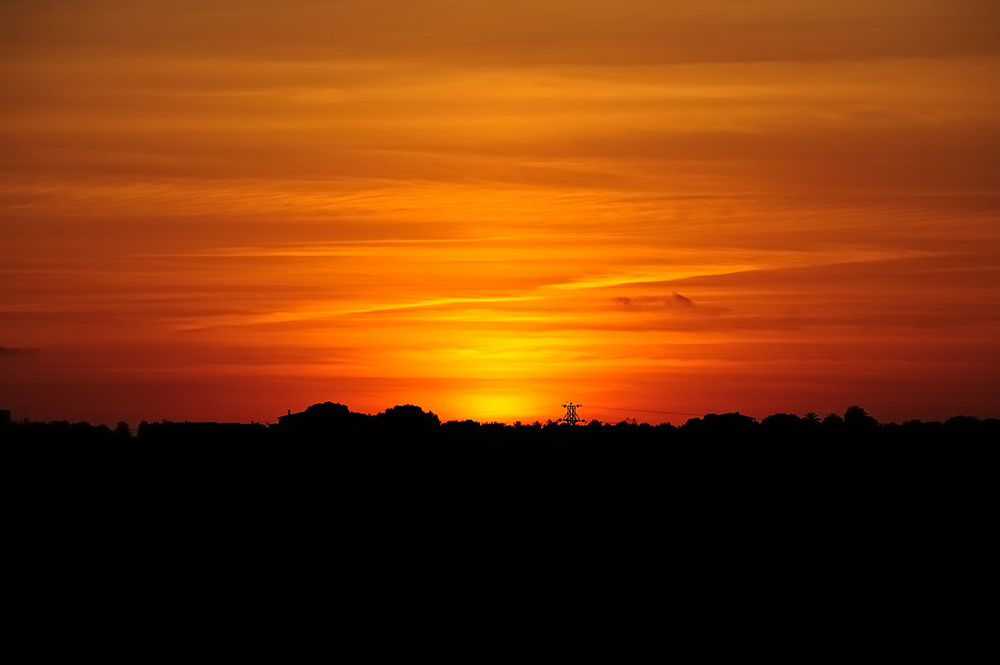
xmin=2 ymin=1 xmax=999 ymax=425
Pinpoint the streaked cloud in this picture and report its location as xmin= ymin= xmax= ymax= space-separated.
xmin=613 ymin=294 xmax=705 ymax=313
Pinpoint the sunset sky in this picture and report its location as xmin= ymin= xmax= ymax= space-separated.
xmin=2 ymin=1 xmax=999 ymax=426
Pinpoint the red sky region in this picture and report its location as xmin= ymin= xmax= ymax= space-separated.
xmin=2 ymin=1 xmax=999 ymax=426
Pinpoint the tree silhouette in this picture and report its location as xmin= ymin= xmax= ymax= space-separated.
xmin=822 ymin=413 xmax=844 ymax=428
xmin=844 ymin=405 xmax=865 ymax=419
xmin=844 ymin=405 xmax=877 ymax=429
xmin=376 ymin=404 xmax=441 ymax=430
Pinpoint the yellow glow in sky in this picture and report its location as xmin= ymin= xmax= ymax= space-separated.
xmin=2 ymin=1 xmax=999 ymax=425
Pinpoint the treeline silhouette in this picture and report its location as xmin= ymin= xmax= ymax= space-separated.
xmin=6 ymin=402 xmax=998 ymax=446
xmin=6 ymin=403 xmax=998 ymax=662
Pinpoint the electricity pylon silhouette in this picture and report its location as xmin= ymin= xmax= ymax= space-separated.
xmin=561 ymin=402 xmax=582 ymax=425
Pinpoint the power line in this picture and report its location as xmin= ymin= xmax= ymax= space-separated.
xmin=586 ymin=405 xmax=704 ymax=417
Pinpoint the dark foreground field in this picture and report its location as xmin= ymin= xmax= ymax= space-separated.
xmin=6 ymin=414 xmax=999 ymax=662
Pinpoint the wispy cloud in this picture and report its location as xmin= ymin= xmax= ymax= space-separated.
xmin=615 ymin=293 xmax=690 ymax=309
xmin=611 ymin=293 xmax=733 ymax=317
xmin=546 ymin=266 xmax=761 ymax=291
xmin=165 ymin=236 xmax=528 ymax=258
xmin=174 ymin=295 xmax=544 ymax=331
